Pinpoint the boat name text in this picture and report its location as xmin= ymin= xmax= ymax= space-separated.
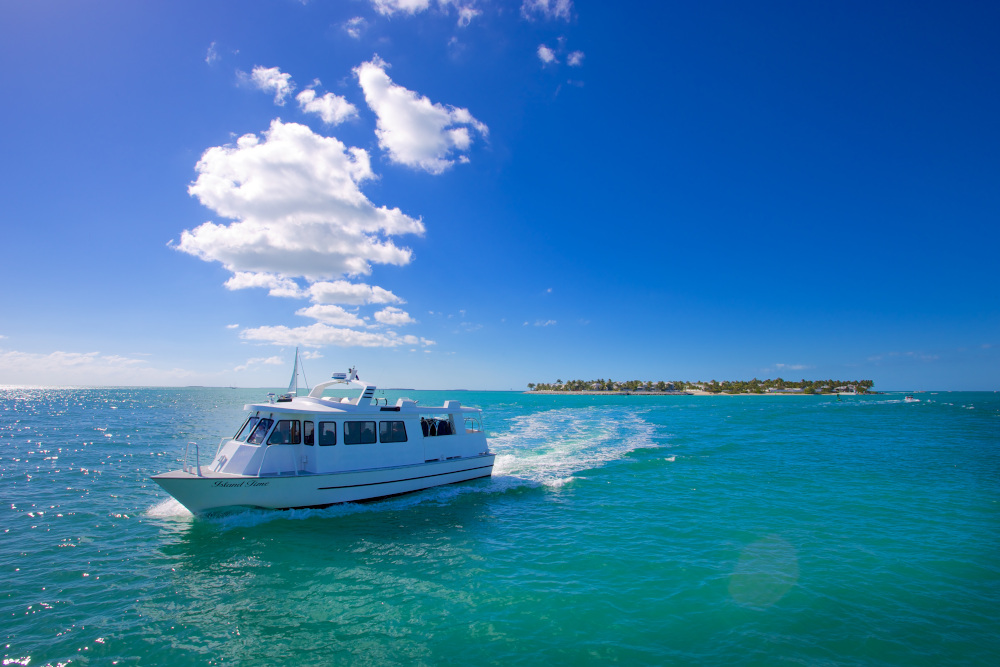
xmin=212 ymin=480 xmax=270 ymax=488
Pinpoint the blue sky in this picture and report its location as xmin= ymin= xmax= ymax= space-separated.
xmin=1 ymin=0 xmax=997 ymax=390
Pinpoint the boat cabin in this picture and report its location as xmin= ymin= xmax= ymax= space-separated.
xmin=206 ymin=371 xmax=487 ymax=478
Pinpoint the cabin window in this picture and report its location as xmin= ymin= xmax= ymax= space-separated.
xmin=420 ymin=417 xmax=453 ymax=437
xmin=235 ymin=415 xmax=258 ymax=442
xmin=303 ymin=421 xmax=315 ymax=446
xmin=318 ymin=422 xmax=337 ymax=446
xmin=379 ymin=421 xmax=408 ymax=443
xmin=344 ymin=421 xmax=377 ymax=445
xmin=246 ymin=418 xmax=274 ymax=445
xmin=267 ymin=420 xmax=301 ymax=445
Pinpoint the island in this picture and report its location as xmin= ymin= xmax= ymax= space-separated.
xmin=527 ymin=378 xmax=874 ymax=395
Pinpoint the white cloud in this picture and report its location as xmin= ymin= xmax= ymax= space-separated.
xmin=233 ymin=356 xmax=284 ymax=372
xmin=226 ymin=323 xmax=239 ymax=329
xmin=775 ymin=363 xmax=810 ymax=371
xmin=296 ymin=87 xmax=358 ymax=125
xmin=176 ymin=119 xmax=425 ymax=281
xmin=0 ymin=349 xmax=194 ymax=386
xmin=205 ymin=42 xmax=219 ymax=65
xmin=535 ymin=320 xmax=557 ymax=327
xmin=355 ymin=57 xmax=488 ymax=174
xmin=372 ymin=0 xmax=431 ymax=16
xmin=537 ymin=42 xmax=584 ymax=69
xmin=537 ymin=44 xmax=558 ymax=64
xmin=447 ymin=36 xmax=465 ymax=58
xmin=249 ymin=66 xmax=296 ymax=105
xmin=370 ymin=0 xmax=479 ymax=26
xmin=867 ymin=350 xmax=940 ymax=363
xmin=295 ymin=304 xmax=367 ymax=327
xmin=307 ymin=280 xmax=403 ymax=305
xmin=455 ymin=4 xmax=481 ymax=27
xmin=343 ymin=16 xmax=366 ymax=39
xmin=224 ymin=272 xmax=306 ymax=298
xmin=521 ymin=0 xmax=572 ymax=21
xmin=4 ymin=349 xmax=145 ymax=370
xmin=241 ymin=323 xmax=434 ymax=348
xmin=374 ymin=306 xmax=416 ymax=326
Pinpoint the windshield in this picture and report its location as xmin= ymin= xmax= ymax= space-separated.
xmin=246 ymin=418 xmax=274 ymax=445
xmin=235 ymin=415 xmax=259 ymax=442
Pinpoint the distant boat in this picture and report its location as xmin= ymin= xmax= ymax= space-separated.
xmin=904 ymin=395 xmax=919 ymax=402
xmin=277 ymin=347 xmax=309 ymax=402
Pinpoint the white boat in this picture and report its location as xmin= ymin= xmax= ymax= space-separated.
xmin=152 ymin=356 xmax=494 ymax=514
xmin=904 ymin=395 xmax=919 ymax=402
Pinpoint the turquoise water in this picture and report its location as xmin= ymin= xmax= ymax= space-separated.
xmin=2 ymin=388 xmax=998 ymax=665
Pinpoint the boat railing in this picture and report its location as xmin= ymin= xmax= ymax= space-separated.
xmin=183 ymin=442 xmax=203 ymax=477
xmin=216 ymin=437 xmax=229 ymax=457
xmin=255 ymin=447 xmax=269 ymax=476
xmin=255 ymin=445 xmax=300 ymax=477
xmin=464 ymin=416 xmax=482 ymax=433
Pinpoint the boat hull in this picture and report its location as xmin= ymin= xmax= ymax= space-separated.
xmin=152 ymin=454 xmax=495 ymax=514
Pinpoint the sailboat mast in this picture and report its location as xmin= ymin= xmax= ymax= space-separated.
xmin=286 ymin=347 xmax=309 ymax=396
xmin=288 ymin=347 xmax=299 ymax=396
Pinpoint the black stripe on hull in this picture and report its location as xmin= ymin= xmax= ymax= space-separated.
xmin=316 ymin=464 xmax=494 ymax=491
xmin=282 ymin=472 xmax=493 ymax=511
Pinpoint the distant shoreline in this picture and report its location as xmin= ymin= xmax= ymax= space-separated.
xmin=528 ymin=390 xmax=862 ymax=396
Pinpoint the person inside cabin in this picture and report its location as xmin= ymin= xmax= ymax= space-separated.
xmin=267 ymin=419 xmax=288 ymax=445
xmin=421 ymin=418 xmax=429 ymax=437
xmin=269 ymin=420 xmax=290 ymax=445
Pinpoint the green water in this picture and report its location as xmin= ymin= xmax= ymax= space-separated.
xmin=2 ymin=388 xmax=997 ymax=665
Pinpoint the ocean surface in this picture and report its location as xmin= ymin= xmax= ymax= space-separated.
xmin=1 ymin=387 xmax=998 ymax=666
